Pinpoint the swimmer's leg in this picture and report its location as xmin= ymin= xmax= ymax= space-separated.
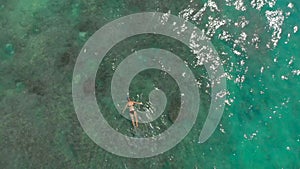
xmin=134 ymin=111 xmax=138 ymax=127
xmin=130 ymin=113 xmax=135 ymax=127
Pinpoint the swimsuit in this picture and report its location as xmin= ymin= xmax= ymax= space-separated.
xmin=130 ymin=110 xmax=134 ymax=115
xmin=129 ymin=103 xmax=135 ymax=115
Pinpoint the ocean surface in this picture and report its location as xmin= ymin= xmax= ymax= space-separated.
xmin=0 ymin=0 xmax=299 ymax=168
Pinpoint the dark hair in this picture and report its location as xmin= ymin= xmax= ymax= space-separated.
xmin=127 ymin=97 xmax=130 ymax=101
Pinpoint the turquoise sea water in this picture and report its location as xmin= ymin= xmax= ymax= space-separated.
xmin=0 ymin=0 xmax=299 ymax=168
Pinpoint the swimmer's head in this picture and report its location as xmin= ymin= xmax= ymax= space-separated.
xmin=126 ymin=97 xmax=130 ymax=101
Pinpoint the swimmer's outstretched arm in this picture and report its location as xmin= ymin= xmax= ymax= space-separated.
xmin=133 ymin=101 xmax=143 ymax=105
xmin=121 ymin=103 xmax=128 ymax=114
